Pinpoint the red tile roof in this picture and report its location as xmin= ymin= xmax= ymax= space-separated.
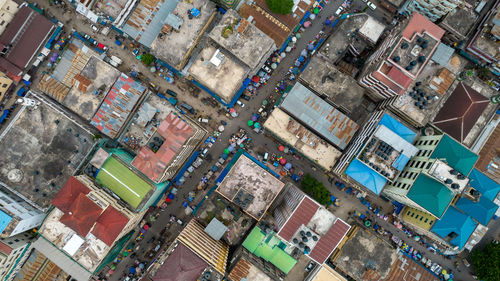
xmin=0 ymin=6 xmax=54 ymax=70
xmin=401 ymin=12 xmax=445 ymax=40
xmin=433 ymin=82 xmax=489 ymax=143
xmin=372 ymin=70 xmax=406 ymax=96
xmin=51 ymin=176 xmax=91 ymax=213
xmin=153 ymin=243 xmax=207 ymax=281
xmin=277 ymin=197 xmax=319 ymax=241
xmin=309 ymin=219 xmax=350 ymax=264
xmin=59 ymin=193 xmax=102 ymax=237
xmin=91 ymin=206 xmax=129 ymax=246
xmin=132 ymin=113 xmax=193 ymax=182
xmin=386 ymin=66 xmax=413 ymax=89
xmin=0 ymin=242 xmax=12 ymax=255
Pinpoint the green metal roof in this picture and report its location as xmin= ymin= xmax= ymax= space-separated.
xmin=407 ymin=174 xmax=455 ymax=218
xmin=96 ymin=156 xmax=153 ymax=209
xmin=242 ymin=227 xmax=297 ymax=274
xmin=431 ymin=134 xmax=478 ymax=175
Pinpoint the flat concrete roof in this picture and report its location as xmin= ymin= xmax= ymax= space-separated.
xmin=217 ymin=155 xmax=284 ymax=220
xmin=150 ymin=0 xmax=215 ymax=68
xmin=208 ymin=9 xmax=276 ymax=71
xmin=300 ymin=56 xmax=366 ymax=115
xmin=334 ymin=228 xmax=397 ymax=280
xmin=189 ymin=46 xmax=247 ymax=103
xmin=263 ymin=108 xmax=341 ymax=171
xmin=441 ymin=7 xmax=478 ymax=37
xmin=94 ymin=0 xmax=130 ymax=20
xmin=63 ymin=56 xmax=121 ymax=121
xmin=358 ymin=16 xmax=386 ymax=44
xmin=0 ymin=94 xmax=94 ymax=211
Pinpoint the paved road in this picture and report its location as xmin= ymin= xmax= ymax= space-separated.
xmin=31 ymin=1 xmax=492 ymax=281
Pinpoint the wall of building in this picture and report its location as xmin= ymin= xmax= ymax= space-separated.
xmin=0 ymin=71 xmax=13 ymax=102
xmin=0 ymin=232 xmax=34 ymax=280
xmin=0 ymin=0 xmax=19 ymax=36
xmin=0 ymin=190 xmax=45 ymax=238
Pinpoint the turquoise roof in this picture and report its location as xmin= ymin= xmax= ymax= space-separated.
xmin=378 ymin=113 xmax=417 ymax=143
xmin=431 ymin=206 xmax=478 ymax=249
xmin=469 ymin=169 xmax=500 ymax=201
xmin=345 ymin=159 xmax=387 ymax=194
xmin=0 ymin=210 xmax=12 ymax=235
xmin=407 ymin=174 xmax=455 ymax=217
xmin=431 ymin=134 xmax=478 ymax=175
xmin=455 ymin=197 xmax=498 ymax=225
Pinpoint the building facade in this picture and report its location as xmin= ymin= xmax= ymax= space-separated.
xmin=358 ymin=13 xmax=444 ymax=101
xmin=0 ymin=0 xmax=19 ymax=36
xmin=0 ymin=188 xmax=45 ymax=238
xmin=0 ymin=71 xmax=13 ymax=102
xmin=405 ymin=0 xmax=461 ymax=22
xmin=0 ymin=232 xmax=34 ymax=281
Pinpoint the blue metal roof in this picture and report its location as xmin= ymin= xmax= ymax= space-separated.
xmin=393 ymin=153 xmax=410 ymax=171
xmin=431 ymin=43 xmax=454 ymax=67
xmin=469 ymin=169 xmax=500 ymax=201
xmin=121 ymin=0 xmax=179 ymax=47
xmin=455 ymin=197 xmax=498 ymax=225
xmin=431 ymin=206 xmax=477 ymax=249
xmin=377 ymin=113 xmax=417 ymax=143
xmin=345 ymin=159 xmax=387 ymax=195
xmin=0 ymin=210 xmax=12 ymax=235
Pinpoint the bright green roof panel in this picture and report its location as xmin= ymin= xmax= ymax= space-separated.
xmin=431 ymin=134 xmax=478 ymax=175
xmin=242 ymin=227 xmax=265 ymax=253
xmin=407 ymin=174 xmax=454 ymax=218
xmin=96 ymin=156 xmax=153 ymax=209
xmin=242 ymin=226 xmax=297 ymax=274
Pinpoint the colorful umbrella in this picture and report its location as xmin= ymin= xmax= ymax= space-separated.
xmin=143 ymin=224 xmax=149 ymax=230
xmin=309 ymin=14 xmax=316 ymax=20
xmin=280 ymin=52 xmax=286 ymax=58
xmin=222 ymin=153 xmax=228 ymax=160
xmin=271 ymin=63 xmax=277 ymax=69
xmin=292 ymin=37 xmax=297 ymax=42
xmin=224 ymin=148 xmax=230 ymax=154
xmin=295 ymin=61 xmax=301 ymax=66
xmin=212 ymin=165 xmax=218 ymax=172
xmin=254 ymin=122 xmax=260 ymax=128
xmin=252 ymin=75 xmax=260 ymax=83
xmin=291 ymin=67 xmax=299 ymax=74
xmin=166 ymin=197 xmax=172 ymax=203
xmin=278 ymin=145 xmax=285 ymax=152
xmin=285 ymin=163 xmax=292 ymax=169
xmin=280 ymin=158 xmax=286 ymax=165
xmin=286 ymin=46 xmax=292 ymax=52
xmin=230 ymin=108 xmax=235 ymax=113
xmin=296 ymin=33 xmax=301 ymax=39
xmin=313 ymin=7 xmax=320 ymax=14
xmin=300 ymin=49 xmax=308 ymax=56
xmin=307 ymin=44 xmax=315 ymax=50
xmin=228 ymin=145 xmax=234 ymax=152
xmin=298 ymin=56 xmax=305 ymax=62
xmin=251 ymin=115 xmax=258 ymax=121
xmin=129 ymin=267 xmax=136 ymax=274
xmin=218 ymin=125 xmax=225 ymax=131
xmin=247 ymin=120 xmax=254 ymax=126
xmin=168 ymin=193 xmax=175 ymax=199
xmin=304 ymin=21 xmax=311 ymax=28
xmin=262 ymin=100 xmax=268 ymax=105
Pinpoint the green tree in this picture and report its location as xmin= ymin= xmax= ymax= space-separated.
xmin=266 ymin=0 xmax=293 ymax=15
xmin=470 ymin=241 xmax=500 ymax=281
xmin=300 ymin=174 xmax=330 ymax=205
xmin=141 ymin=53 xmax=155 ymax=65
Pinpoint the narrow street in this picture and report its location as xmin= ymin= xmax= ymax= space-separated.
xmin=26 ymin=1 xmax=496 ymax=281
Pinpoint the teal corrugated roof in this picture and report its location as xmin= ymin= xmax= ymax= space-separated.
xmin=469 ymin=169 xmax=500 ymax=201
xmin=431 ymin=134 xmax=478 ymax=175
xmin=407 ymin=174 xmax=454 ymax=218
xmin=431 ymin=206 xmax=477 ymax=249
xmin=0 ymin=210 xmax=12 ymax=235
xmin=345 ymin=159 xmax=387 ymax=195
xmin=378 ymin=113 xmax=417 ymax=143
xmin=455 ymin=197 xmax=498 ymax=225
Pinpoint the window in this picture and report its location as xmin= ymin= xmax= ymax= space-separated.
xmin=14 ymin=239 xmax=19 ymax=242
xmin=424 ymin=218 xmax=428 ymax=223
xmin=429 ymin=220 xmax=434 ymax=224
xmin=407 ymin=211 xmax=411 ymax=215
xmin=426 ymin=162 xmax=433 ymax=169
xmin=410 ymin=212 xmax=415 ymax=217
xmin=2 ymin=84 xmax=7 ymax=88
xmin=420 ymin=162 xmax=426 ymax=168
xmin=420 ymin=217 xmax=423 ymax=221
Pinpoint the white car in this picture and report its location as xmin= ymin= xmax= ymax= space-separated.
xmin=335 ymin=6 xmax=343 ymax=16
xmin=367 ymin=1 xmax=376 ymax=10
xmin=236 ymin=100 xmax=245 ymax=108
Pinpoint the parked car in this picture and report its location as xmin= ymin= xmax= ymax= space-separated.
xmin=305 ymin=261 xmax=315 ymax=272
xmin=166 ymin=89 xmax=177 ymax=97
xmin=97 ymin=43 xmax=108 ymax=51
xmin=367 ymin=1 xmax=377 ymax=10
xmin=180 ymin=102 xmax=196 ymax=114
xmin=335 ymin=6 xmax=343 ymax=15
xmin=236 ymin=100 xmax=245 ymax=108
xmin=91 ymin=24 xmax=99 ymax=32
xmin=241 ymin=94 xmax=251 ymax=101
xmin=262 ymin=65 xmax=272 ymax=73
xmin=198 ymin=118 xmax=209 ymax=123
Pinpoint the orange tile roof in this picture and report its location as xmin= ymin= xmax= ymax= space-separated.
xmin=91 ymin=206 xmax=129 ymax=246
xmin=51 ymin=176 xmax=91 ymax=213
xmin=59 ymin=193 xmax=103 ymax=237
xmin=132 ymin=113 xmax=193 ymax=182
xmin=401 ymin=13 xmax=445 ymax=40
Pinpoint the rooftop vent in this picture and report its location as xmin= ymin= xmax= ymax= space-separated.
xmin=401 ymin=43 xmax=409 ymax=49
xmin=457 ymin=174 xmax=466 ymax=180
xmin=410 ymin=60 xmax=417 ymax=66
xmin=445 ymin=179 xmax=453 ymax=184
xmin=450 ymin=169 xmax=459 ymax=175
xmin=451 ymin=183 xmax=460 ymax=189
xmin=418 ymin=56 xmax=426 ymax=63
xmin=393 ymin=56 xmax=401 ymax=62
